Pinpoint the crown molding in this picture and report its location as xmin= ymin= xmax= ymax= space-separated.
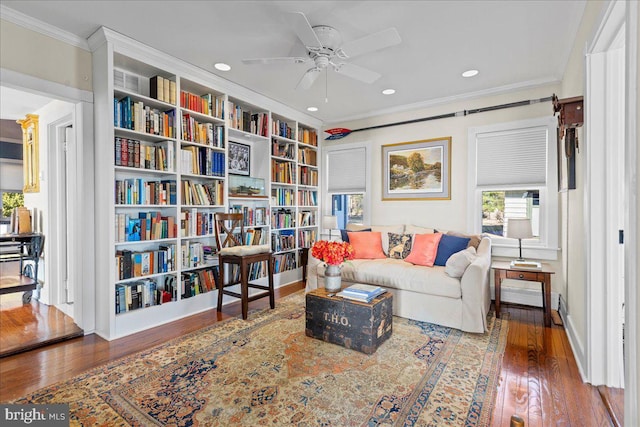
xmin=325 ymin=77 xmax=560 ymax=126
xmin=1 ymin=4 xmax=89 ymax=51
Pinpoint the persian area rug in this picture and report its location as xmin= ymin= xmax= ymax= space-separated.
xmin=14 ymin=292 xmax=508 ymax=426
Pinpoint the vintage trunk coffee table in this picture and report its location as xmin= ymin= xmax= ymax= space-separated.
xmin=305 ymin=287 xmax=393 ymax=354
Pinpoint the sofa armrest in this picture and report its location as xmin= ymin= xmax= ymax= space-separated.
xmin=305 ymin=253 xmax=323 ymax=292
xmin=460 ymin=237 xmax=492 ymax=332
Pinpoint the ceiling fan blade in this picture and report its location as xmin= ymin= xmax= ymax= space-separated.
xmin=296 ymin=67 xmax=322 ymax=90
xmin=338 ymin=27 xmax=401 ymax=59
xmin=333 ymin=62 xmax=381 ymax=84
xmin=289 ymin=12 xmax=323 ymax=50
xmin=242 ymin=57 xmax=309 ymax=65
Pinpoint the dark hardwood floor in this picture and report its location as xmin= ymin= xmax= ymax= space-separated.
xmin=0 ymin=282 xmax=624 ymax=426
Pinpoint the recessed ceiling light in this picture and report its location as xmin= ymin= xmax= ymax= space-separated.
xmin=462 ymin=69 xmax=479 ymax=78
xmin=307 ymin=106 xmax=318 ymax=112
xmin=214 ymin=63 xmax=231 ymax=71
xmin=382 ymin=89 xmax=396 ymax=95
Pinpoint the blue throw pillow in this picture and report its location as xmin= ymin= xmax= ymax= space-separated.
xmin=340 ymin=228 xmax=371 ymax=242
xmin=434 ymin=234 xmax=471 ymax=266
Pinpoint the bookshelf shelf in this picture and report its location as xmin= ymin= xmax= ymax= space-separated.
xmin=91 ymin=27 xmax=320 ymax=340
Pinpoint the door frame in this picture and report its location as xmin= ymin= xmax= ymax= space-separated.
xmin=1 ymin=68 xmax=96 ymax=333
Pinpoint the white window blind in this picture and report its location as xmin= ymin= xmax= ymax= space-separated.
xmin=327 ymin=147 xmax=366 ymax=193
xmin=475 ymin=126 xmax=548 ymax=186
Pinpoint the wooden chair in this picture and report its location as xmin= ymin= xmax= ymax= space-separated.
xmin=214 ymin=212 xmax=274 ymax=319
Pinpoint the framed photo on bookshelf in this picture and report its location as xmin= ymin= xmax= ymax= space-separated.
xmin=382 ymin=137 xmax=451 ymax=200
xmin=228 ymin=141 xmax=250 ymax=176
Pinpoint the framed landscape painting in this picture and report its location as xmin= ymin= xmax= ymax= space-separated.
xmin=382 ymin=137 xmax=451 ymax=200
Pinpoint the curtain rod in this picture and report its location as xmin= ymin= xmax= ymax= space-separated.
xmin=324 ymin=95 xmax=554 ymax=140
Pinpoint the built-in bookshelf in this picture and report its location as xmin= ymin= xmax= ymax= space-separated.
xmin=90 ymin=27 xmax=320 ymax=340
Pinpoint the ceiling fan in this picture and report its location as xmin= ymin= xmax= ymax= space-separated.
xmin=242 ymin=12 xmax=402 ymax=91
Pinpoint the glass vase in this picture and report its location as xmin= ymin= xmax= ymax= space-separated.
xmin=324 ymin=264 xmax=342 ymax=292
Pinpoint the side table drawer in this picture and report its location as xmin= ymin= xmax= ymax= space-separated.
xmin=505 ymin=270 xmax=539 ymax=281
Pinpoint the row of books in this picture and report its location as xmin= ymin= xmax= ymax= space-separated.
xmin=229 ymin=205 xmax=268 ymax=227
xmin=298 ymin=189 xmax=318 ymax=206
xmin=271 ymin=229 xmax=295 ymax=253
xmin=298 ymin=229 xmax=317 ymax=248
xmin=150 ymin=76 xmax=177 ymax=104
xmin=7 ymin=206 xmax=38 ymax=234
xmin=116 ymin=212 xmax=177 ymax=242
xmin=115 ymin=279 xmax=164 ymax=314
xmin=114 ymin=96 xmax=176 ymax=138
xmin=226 ymin=260 xmax=268 ymax=282
xmin=271 ymin=139 xmax=295 ymax=160
xmin=272 ymin=208 xmax=295 ymax=229
xmin=115 ymin=245 xmax=176 ymax=280
xmin=298 ymin=166 xmax=318 ymax=186
xmin=180 ymin=90 xmax=224 ymax=119
xmin=181 ymin=267 xmax=219 ymax=299
xmin=298 ymin=128 xmax=318 ymax=146
xmin=235 ymin=228 xmax=266 ymax=246
xmin=337 ymin=284 xmax=386 ymax=303
xmin=298 ymin=210 xmax=316 ymax=227
xmin=181 ymin=180 xmax=224 ymax=206
xmin=227 ymin=102 xmax=269 ymax=136
xmin=181 ymin=241 xmax=207 ymax=268
xmin=272 ymin=160 xmax=295 ymax=184
xmin=271 ymin=187 xmax=295 ymax=206
xmin=273 ymin=252 xmax=297 ymax=273
xmin=180 ymin=209 xmax=215 ymax=237
xmin=181 ymin=114 xmax=224 ymax=147
xmin=272 ymin=119 xmax=294 ymax=139
xmin=298 ymin=148 xmax=317 ymax=166
xmin=115 ymin=179 xmax=177 ymax=206
xmin=114 ymin=137 xmax=173 ymax=172
xmin=180 ymin=147 xmax=226 ymax=177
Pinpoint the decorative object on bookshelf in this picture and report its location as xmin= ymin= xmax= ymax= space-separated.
xmin=382 ymin=137 xmax=451 ymax=200
xmin=229 ymin=175 xmax=265 ymax=196
xmin=310 ymin=240 xmax=354 ymax=292
xmin=16 ymin=114 xmax=39 ymax=193
xmin=321 ymin=215 xmax=338 ymax=240
xmin=228 ymin=141 xmax=250 ymax=176
xmin=506 ymin=218 xmax=541 ymax=269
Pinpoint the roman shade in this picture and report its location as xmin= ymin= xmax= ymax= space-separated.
xmin=327 ymin=147 xmax=366 ymax=193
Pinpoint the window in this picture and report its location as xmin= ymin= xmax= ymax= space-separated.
xmin=468 ymin=116 xmax=558 ymax=259
xmin=323 ymin=143 xmax=371 ymax=228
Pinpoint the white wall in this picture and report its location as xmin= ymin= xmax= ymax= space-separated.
xmin=0 ymin=19 xmax=92 ymax=92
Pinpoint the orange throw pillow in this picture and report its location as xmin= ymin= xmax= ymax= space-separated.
xmin=347 ymin=231 xmax=386 ymax=259
xmin=404 ymin=233 xmax=443 ymax=267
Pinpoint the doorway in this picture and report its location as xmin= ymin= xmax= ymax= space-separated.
xmin=0 ymin=88 xmax=83 ymax=357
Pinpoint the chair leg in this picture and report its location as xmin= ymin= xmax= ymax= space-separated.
xmin=268 ymin=256 xmax=275 ymax=309
xmin=217 ymin=260 xmax=224 ymax=312
xmin=240 ymin=260 xmax=249 ymax=320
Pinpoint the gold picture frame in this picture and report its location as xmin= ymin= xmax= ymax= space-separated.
xmin=17 ymin=114 xmax=40 ymax=193
xmin=382 ymin=137 xmax=451 ymax=200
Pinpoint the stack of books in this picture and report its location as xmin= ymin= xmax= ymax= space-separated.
xmin=337 ymin=284 xmax=386 ymax=303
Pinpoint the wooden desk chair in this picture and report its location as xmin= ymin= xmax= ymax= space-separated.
xmin=214 ymin=212 xmax=274 ymax=319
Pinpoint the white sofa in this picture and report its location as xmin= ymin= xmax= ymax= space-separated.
xmin=305 ymin=226 xmax=492 ymax=333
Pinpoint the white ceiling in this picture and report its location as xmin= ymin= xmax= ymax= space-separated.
xmin=1 ymin=1 xmax=586 ymax=124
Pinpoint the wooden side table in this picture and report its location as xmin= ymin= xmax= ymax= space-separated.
xmin=492 ymin=261 xmax=555 ymax=327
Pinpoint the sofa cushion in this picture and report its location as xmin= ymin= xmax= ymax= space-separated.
xmin=434 ymin=234 xmax=470 ymax=266
xmin=340 ymin=228 xmax=371 ymax=242
xmin=445 ymin=246 xmax=477 ymax=278
xmin=387 ymin=233 xmax=413 ymax=259
xmin=404 ymin=233 xmax=442 ymax=267
xmin=446 ymin=230 xmax=482 ymax=249
xmin=347 ymin=231 xmax=386 ymax=259
xmin=405 ymin=224 xmax=435 ymax=235
xmin=338 ymin=258 xmax=462 ymax=299
xmin=371 ymin=225 xmax=404 ymax=255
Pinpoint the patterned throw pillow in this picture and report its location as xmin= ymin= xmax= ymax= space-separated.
xmin=387 ymin=233 xmax=413 ymax=259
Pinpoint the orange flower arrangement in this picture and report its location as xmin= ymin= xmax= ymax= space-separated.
xmin=311 ymin=240 xmax=355 ymax=266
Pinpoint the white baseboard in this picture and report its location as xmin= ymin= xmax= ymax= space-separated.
xmin=559 ymin=298 xmax=587 ymax=382
xmin=490 ymin=285 xmax=559 ymax=310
